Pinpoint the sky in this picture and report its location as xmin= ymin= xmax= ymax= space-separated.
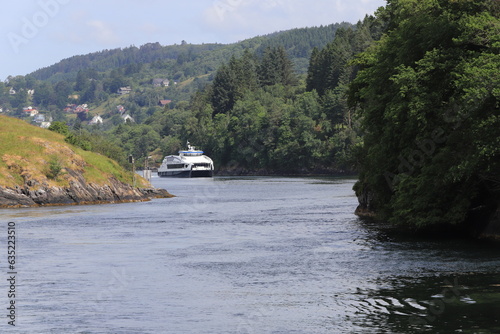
xmin=0 ymin=0 xmax=386 ymax=80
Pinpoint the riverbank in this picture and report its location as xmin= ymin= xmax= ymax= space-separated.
xmin=354 ymin=186 xmax=500 ymax=241
xmin=0 ymin=176 xmax=173 ymax=209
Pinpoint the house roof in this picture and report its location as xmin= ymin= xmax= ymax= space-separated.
xmin=159 ymin=99 xmax=172 ymax=106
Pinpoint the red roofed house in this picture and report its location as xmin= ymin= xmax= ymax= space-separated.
xmin=23 ymin=106 xmax=39 ymax=117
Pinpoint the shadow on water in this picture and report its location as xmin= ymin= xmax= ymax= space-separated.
xmin=355 ymin=273 xmax=500 ymax=334
xmin=352 ymin=218 xmax=500 ymax=333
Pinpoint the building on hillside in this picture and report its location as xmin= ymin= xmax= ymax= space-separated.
xmin=89 ymin=115 xmax=103 ymax=125
xmin=33 ymin=114 xmax=46 ymax=123
xmin=158 ymin=99 xmax=172 ymax=107
xmin=27 ymin=89 xmax=35 ymax=96
xmin=65 ymin=104 xmax=89 ymax=113
xmin=9 ymin=88 xmax=16 ymax=95
xmin=117 ymin=86 xmax=132 ymax=95
xmin=117 ymin=105 xmax=126 ymax=114
xmin=23 ymin=106 xmax=39 ymax=117
xmin=121 ymin=114 xmax=134 ymax=123
xmin=152 ymin=78 xmax=170 ymax=87
xmin=74 ymin=104 xmax=89 ymax=113
xmin=40 ymin=122 xmax=52 ymax=129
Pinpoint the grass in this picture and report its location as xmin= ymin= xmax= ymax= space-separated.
xmin=0 ymin=115 xmax=149 ymax=189
xmin=91 ymin=95 xmax=127 ymax=116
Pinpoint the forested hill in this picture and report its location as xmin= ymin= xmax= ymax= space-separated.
xmin=1 ymin=16 xmax=382 ymax=175
xmin=29 ymin=23 xmax=352 ymax=83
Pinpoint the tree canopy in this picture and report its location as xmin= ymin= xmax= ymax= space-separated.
xmin=350 ymin=0 xmax=500 ymax=230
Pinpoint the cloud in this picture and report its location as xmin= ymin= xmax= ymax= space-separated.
xmin=87 ymin=20 xmax=120 ymax=45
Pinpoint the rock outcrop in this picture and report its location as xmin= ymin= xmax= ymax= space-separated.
xmin=354 ymin=185 xmax=377 ymax=218
xmin=353 ymin=182 xmax=500 ymax=240
xmin=0 ymin=170 xmax=172 ymax=208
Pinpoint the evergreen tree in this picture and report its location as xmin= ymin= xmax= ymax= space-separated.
xmin=259 ymin=46 xmax=296 ymax=86
xmin=306 ymin=47 xmax=321 ymax=92
xmin=211 ymin=63 xmax=236 ymax=114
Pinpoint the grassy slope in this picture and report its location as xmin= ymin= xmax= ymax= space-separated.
xmin=0 ymin=115 xmax=149 ymax=189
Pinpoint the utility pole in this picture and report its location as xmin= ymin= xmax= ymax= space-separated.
xmin=129 ymin=155 xmax=136 ymax=187
xmin=143 ymin=156 xmax=152 ymax=181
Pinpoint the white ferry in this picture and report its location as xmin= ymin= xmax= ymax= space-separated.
xmin=158 ymin=143 xmax=214 ymax=177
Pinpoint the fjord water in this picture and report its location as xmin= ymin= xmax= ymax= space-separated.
xmin=3 ymin=177 xmax=500 ymax=333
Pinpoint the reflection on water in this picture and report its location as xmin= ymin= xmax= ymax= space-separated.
xmin=360 ymin=273 xmax=500 ymax=333
xmin=3 ymin=207 xmax=89 ymax=219
xmin=2 ymin=176 xmax=500 ymax=333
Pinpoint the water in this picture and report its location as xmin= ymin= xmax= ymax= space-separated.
xmin=2 ymin=176 xmax=500 ymax=333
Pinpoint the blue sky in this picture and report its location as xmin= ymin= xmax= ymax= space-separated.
xmin=1 ymin=0 xmax=386 ymax=80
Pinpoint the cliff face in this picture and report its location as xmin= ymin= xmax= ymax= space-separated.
xmin=354 ymin=186 xmax=377 ymax=218
xmin=0 ymin=168 xmax=172 ymax=208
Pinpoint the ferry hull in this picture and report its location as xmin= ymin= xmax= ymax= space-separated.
xmin=158 ymin=170 xmax=213 ymax=178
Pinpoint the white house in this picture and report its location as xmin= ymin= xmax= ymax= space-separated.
xmin=89 ymin=115 xmax=103 ymax=125
xmin=40 ymin=122 xmax=52 ymax=129
xmin=33 ymin=114 xmax=45 ymax=123
xmin=121 ymin=114 xmax=134 ymax=123
xmin=117 ymin=87 xmax=132 ymax=95
xmin=23 ymin=106 xmax=39 ymax=117
xmin=152 ymin=78 xmax=170 ymax=87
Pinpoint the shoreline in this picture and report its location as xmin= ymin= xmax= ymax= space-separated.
xmin=0 ymin=179 xmax=173 ymax=209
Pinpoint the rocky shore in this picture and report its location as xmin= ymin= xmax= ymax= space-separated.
xmin=0 ymin=171 xmax=172 ymax=208
xmin=354 ymin=186 xmax=500 ymax=241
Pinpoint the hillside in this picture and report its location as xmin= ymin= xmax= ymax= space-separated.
xmin=0 ymin=115 xmax=171 ymax=207
xmin=28 ymin=23 xmax=352 ymax=83
xmin=0 ymin=17 xmax=379 ymax=173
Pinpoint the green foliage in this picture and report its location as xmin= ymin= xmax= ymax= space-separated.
xmin=65 ymin=133 xmax=92 ymax=151
xmin=45 ymin=156 xmax=63 ymax=180
xmin=350 ymin=0 xmax=500 ymax=229
xmin=48 ymin=121 xmax=70 ymax=136
xmin=259 ymin=46 xmax=297 ymax=87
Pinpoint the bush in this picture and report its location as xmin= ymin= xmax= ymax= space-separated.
xmin=46 ymin=156 xmax=63 ymax=179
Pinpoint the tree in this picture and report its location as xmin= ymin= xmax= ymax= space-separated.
xmin=33 ymin=82 xmax=55 ymax=107
xmin=211 ymin=63 xmax=236 ymax=114
xmin=259 ymin=46 xmax=296 ymax=86
xmin=48 ymin=121 xmax=70 ymax=136
xmin=54 ymin=81 xmax=72 ymax=107
xmin=350 ymin=0 xmax=500 ymax=230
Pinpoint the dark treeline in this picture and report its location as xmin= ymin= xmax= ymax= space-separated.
xmin=29 ymin=43 xmax=225 ymax=82
xmin=27 ymin=22 xmax=351 ymax=83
